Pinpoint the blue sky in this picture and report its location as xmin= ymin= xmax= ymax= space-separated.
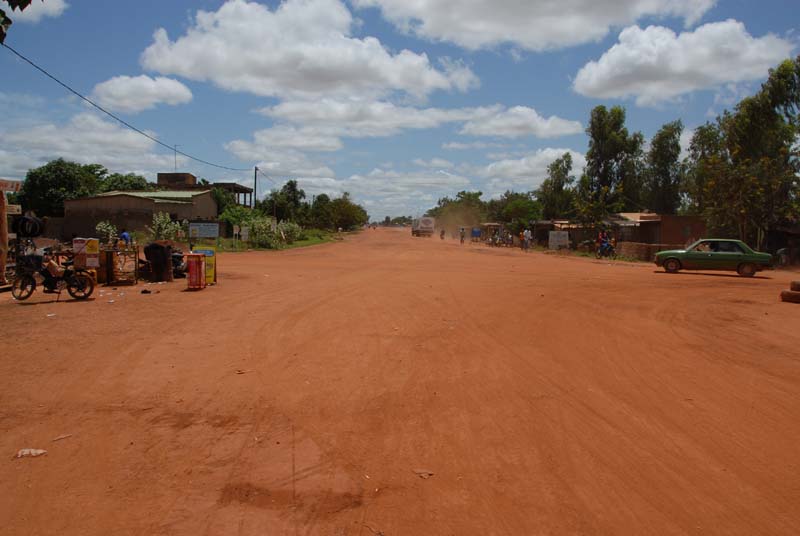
xmin=1 ymin=0 xmax=797 ymax=219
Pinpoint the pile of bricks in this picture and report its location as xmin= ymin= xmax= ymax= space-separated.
xmin=780 ymin=281 xmax=800 ymax=303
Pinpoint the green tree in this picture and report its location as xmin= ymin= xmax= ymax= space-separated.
xmin=259 ymin=180 xmax=308 ymax=223
xmin=682 ymin=122 xmax=724 ymax=215
xmin=219 ymin=204 xmax=253 ymax=227
xmin=280 ymin=180 xmax=306 ymax=221
xmin=383 ymin=216 xmax=391 ymax=226
xmin=536 ymin=152 xmax=576 ymax=220
xmin=580 ymin=105 xmax=644 ymax=221
xmin=329 ymin=192 xmax=368 ymax=230
xmin=211 ymin=187 xmax=236 ymax=216
xmin=427 ymin=190 xmax=486 ymax=230
xmin=100 ymin=173 xmax=151 ymax=193
xmin=1 ymin=0 xmax=37 ymax=43
xmin=310 ymin=193 xmax=333 ymax=229
xmin=485 ymin=190 xmax=540 ymax=231
xmin=18 ymin=158 xmax=108 ymax=216
xmin=695 ymin=56 xmax=800 ymax=247
xmin=644 ymin=120 xmax=684 ymax=214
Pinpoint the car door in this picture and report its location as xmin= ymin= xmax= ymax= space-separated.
xmin=683 ymin=241 xmax=715 ymax=269
xmin=710 ymin=241 xmax=745 ymax=270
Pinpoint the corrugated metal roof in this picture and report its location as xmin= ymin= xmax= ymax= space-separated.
xmin=154 ymin=199 xmax=192 ymax=205
xmin=617 ymin=212 xmax=661 ymax=222
xmin=96 ymin=190 xmax=211 ymax=200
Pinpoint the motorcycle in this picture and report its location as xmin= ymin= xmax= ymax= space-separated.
xmin=596 ymin=240 xmax=617 ymax=259
xmin=11 ymin=248 xmax=95 ymax=301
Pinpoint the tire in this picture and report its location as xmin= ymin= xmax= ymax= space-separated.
xmin=737 ymin=263 xmax=756 ymax=277
xmin=780 ymin=290 xmax=800 ymax=303
xmin=66 ymin=272 xmax=95 ymax=300
xmin=790 ymin=281 xmax=800 ymax=292
xmin=663 ymin=258 xmax=681 ymax=273
xmin=11 ymin=274 xmax=36 ymax=301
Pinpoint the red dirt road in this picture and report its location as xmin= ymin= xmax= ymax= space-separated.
xmin=2 ymin=228 xmax=800 ymax=535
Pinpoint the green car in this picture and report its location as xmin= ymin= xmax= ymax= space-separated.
xmin=654 ymin=239 xmax=772 ymax=277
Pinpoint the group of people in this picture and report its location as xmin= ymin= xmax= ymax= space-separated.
xmin=486 ymin=228 xmax=533 ymax=250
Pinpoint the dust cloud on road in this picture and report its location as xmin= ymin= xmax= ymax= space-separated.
xmin=2 ymin=228 xmax=799 ymax=535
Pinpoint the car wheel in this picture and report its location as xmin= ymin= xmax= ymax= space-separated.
xmin=663 ymin=258 xmax=681 ymax=273
xmin=737 ymin=263 xmax=756 ymax=277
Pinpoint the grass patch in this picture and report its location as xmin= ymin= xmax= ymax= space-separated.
xmin=210 ymin=229 xmax=337 ymax=252
xmin=284 ymin=229 xmax=337 ymax=249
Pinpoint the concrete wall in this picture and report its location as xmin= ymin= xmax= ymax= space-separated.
xmin=660 ymin=215 xmax=706 ymax=245
xmin=64 ymin=196 xmax=155 ymax=238
xmin=190 ymin=191 xmax=217 ymax=220
xmin=153 ymin=202 xmax=193 ymax=221
xmin=64 ymin=192 xmax=217 ymax=239
xmin=157 ymin=173 xmax=197 ymax=187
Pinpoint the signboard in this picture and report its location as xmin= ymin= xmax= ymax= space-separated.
xmin=240 ymin=226 xmax=249 ymax=242
xmin=192 ymin=245 xmax=216 ymax=284
xmin=233 ymin=224 xmax=240 ymax=235
xmin=73 ymin=238 xmax=100 ymax=268
xmin=0 ymin=179 xmax=22 ymax=192
xmin=7 ymin=204 xmax=21 ymax=215
xmin=189 ymin=222 xmax=220 ymax=239
xmin=548 ymin=231 xmax=570 ymax=250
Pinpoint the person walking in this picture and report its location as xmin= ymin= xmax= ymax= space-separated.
xmin=459 ymin=227 xmax=466 ymax=244
xmin=523 ymin=228 xmax=531 ymax=251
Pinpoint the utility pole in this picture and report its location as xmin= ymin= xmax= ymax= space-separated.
xmin=173 ymin=145 xmax=180 ymax=172
xmin=253 ymin=166 xmax=258 ymax=209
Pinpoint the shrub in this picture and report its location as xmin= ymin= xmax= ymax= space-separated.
xmin=146 ymin=212 xmax=183 ymax=241
xmin=95 ymin=220 xmax=118 ymax=245
xmin=249 ymin=218 xmax=282 ymax=249
xmin=277 ymin=221 xmax=302 ymax=244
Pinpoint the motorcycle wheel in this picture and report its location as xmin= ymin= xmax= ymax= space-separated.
xmin=66 ymin=272 xmax=95 ymax=300
xmin=11 ymin=274 xmax=36 ymax=301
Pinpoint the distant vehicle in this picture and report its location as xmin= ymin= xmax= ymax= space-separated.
xmin=655 ymin=239 xmax=772 ymax=277
xmin=411 ymin=217 xmax=436 ymax=237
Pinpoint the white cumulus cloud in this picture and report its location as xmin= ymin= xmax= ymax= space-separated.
xmin=460 ymin=106 xmax=583 ymax=138
xmin=140 ymin=0 xmax=477 ymax=100
xmin=258 ymin=99 xmax=581 ymax=141
xmin=573 ymin=20 xmax=794 ymax=106
xmin=92 ymin=75 xmax=193 ymax=113
xmin=259 ymin=99 xmax=495 ymax=138
xmin=352 ymin=0 xmax=716 ymax=51
xmin=413 ymin=158 xmax=454 ymax=169
xmin=0 ymin=0 xmax=67 ymax=23
xmin=477 ymin=148 xmax=587 ymax=195
xmin=0 ymin=113 xmax=181 ymax=180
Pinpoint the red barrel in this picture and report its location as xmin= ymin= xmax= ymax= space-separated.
xmin=186 ymin=253 xmax=206 ymax=290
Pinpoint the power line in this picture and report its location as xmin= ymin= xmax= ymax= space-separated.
xmin=2 ymin=42 xmax=252 ymax=172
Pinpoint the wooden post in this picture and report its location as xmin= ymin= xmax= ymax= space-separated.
xmin=0 ymin=192 xmax=7 ymax=285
